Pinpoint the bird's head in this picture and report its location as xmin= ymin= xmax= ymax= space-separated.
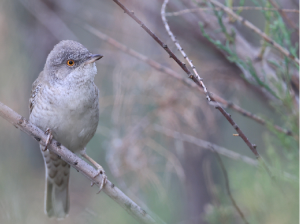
xmin=44 ymin=40 xmax=103 ymax=84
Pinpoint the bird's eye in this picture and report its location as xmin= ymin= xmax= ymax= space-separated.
xmin=67 ymin=60 xmax=75 ymax=66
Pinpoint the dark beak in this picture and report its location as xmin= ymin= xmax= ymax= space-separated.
xmin=85 ymin=54 xmax=103 ymax=64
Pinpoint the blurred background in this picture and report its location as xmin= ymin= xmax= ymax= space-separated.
xmin=0 ymin=0 xmax=298 ymax=223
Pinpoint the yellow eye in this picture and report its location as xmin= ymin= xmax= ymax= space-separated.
xmin=67 ymin=60 xmax=75 ymax=66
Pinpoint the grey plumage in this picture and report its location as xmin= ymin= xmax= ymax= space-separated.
xmin=29 ymin=40 xmax=103 ymax=218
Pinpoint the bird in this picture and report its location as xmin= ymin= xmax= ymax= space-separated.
xmin=29 ymin=40 xmax=106 ymax=218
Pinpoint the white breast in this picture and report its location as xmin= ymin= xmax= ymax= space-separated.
xmin=30 ymin=81 xmax=99 ymax=153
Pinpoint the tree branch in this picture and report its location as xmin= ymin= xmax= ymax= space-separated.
xmin=161 ymin=0 xmax=211 ymax=101
xmin=0 ymin=101 xmax=162 ymax=224
xmin=111 ymin=0 xmax=261 ymax=163
xmin=84 ymin=24 xmax=295 ymax=138
xmin=153 ymin=125 xmax=297 ymax=181
xmin=165 ymin=7 xmax=299 ymax=17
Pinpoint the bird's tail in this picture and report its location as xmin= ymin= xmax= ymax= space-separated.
xmin=42 ymin=148 xmax=70 ymax=219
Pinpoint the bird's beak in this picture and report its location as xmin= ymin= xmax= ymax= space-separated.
xmin=85 ymin=54 xmax=103 ymax=65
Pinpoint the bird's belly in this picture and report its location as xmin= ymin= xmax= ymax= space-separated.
xmin=52 ymin=107 xmax=99 ymax=152
xmin=30 ymin=87 xmax=99 ymax=153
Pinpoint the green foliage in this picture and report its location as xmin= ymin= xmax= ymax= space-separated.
xmin=199 ymin=23 xmax=279 ymax=98
xmin=198 ymin=1 xmax=299 ymax=224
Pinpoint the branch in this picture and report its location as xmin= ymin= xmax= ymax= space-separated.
xmin=0 ymin=101 xmax=162 ymax=224
xmin=112 ymin=0 xmax=261 ymax=163
xmin=18 ymin=0 xmax=78 ymax=40
xmin=111 ymin=0 xmax=195 ymax=84
xmin=213 ymin=151 xmax=250 ymax=224
xmin=153 ymin=125 xmax=297 ymax=181
xmin=161 ymin=0 xmax=211 ymax=101
xmin=160 ymin=0 xmax=261 ymax=157
xmin=160 ymin=0 xmax=298 ymax=187
xmin=165 ymin=7 xmax=299 ymax=17
xmin=84 ymin=24 xmax=295 ymax=138
xmin=153 ymin=125 xmax=257 ymax=166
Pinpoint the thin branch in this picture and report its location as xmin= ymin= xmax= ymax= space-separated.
xmin=165 ymin=7 xmax=299 ymax=17
xmin=19 ymin=0 xmax=78 ymax=41
xmin=154 ymin=125 xmax=258 ymax=166
xmin=111 ymin=0 xmax=197 ymax=86
xmin=160 ymin=0 xmax=261 ymax=158
xmin=84 ymin=24 xmax=295 ymax=138
xmin=112 ymin=0 xmax=262 ymax=163
xmin=0 ymin=101 xmax=162 ymax=224
xmin=161 ymin=0 xmax=211 ymax=101
xmin=153 ymin=125 xmax=297 ymax=181
xmin=213 ymin=151 xmax=250 ymax=224
xmin=207 ymin=0 xmax=299 ymax=65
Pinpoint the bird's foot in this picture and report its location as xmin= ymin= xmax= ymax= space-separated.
xmin=81 ymin=150 xmax=107 ymax=193
xmin=90 ymin=165 xmax=107 ymax=193
xmin=93 ymin=164 xmax=107 ymax=194
xmin=43 ymin=128 xmax=53 ymax=151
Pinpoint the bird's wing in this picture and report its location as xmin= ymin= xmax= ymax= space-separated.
xmin=29 ymin=71 xmax=44 ymax=114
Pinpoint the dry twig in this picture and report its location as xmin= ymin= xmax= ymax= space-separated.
xmin=161 ymin=0 xmax=211 ymax=101
xmin=84 ymin=24 xmax=294 ymax=138
xmin=112 ymin=0 xmax=262 ymax=161
xmin=160 ymin=0 xmax=262 ymax=159
xmin=19 ymin=0 xmax=77 ymax=40
xmin=154 ymin=125 xmax=257 ymax=166
xmin=153 ymin=125 xmax=297 ymax=181
xmin=0 ymin=101 xmax=162 ymax=224
xmin=165 ymin=7 xmax=299 ymax=17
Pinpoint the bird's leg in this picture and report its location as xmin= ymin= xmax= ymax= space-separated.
xmin=80 ymin=148 xmax=107 ymax=193
xmin=43 ymin=128 xmax=53 ymax=151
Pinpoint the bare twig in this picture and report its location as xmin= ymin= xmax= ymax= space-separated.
xmin=165 ymin=7 xmax=299 ymax=17
xmin=213 ymin=151 xmax=250 ymax=224
xmin=0 ymin=101 xmax=162 ymax=224
xmin=84 ymin=24 xmax=295 ymax=139
xmin=207 ymin=0 xmax=299 ymax=65
xmin=112 ymin=0 xmax=263 ymax=162
xmin=154 ymin=125 xmax=257 ymax=166
xmin=153 ymin=125 xmax=297 ymax=181
xmin=160 ymin=0 xmax=262 ymax=158
xmin=111 ymin=0 xmax=197 ymax=86
xmin=161 ymin=0 xmax=211 ymax=101
xmin=18 ymin=0 xmax=78 ymax=40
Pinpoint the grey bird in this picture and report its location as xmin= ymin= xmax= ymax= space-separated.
xmin=29 ymin=40 xmax=106 ymax=218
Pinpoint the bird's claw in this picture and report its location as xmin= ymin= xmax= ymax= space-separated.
xmin=80 ymin=151 xmax=107 ymax=193
xmin=43 ymin=128 xmax=53 ymax=151
xmin=94 ymin=168 xmax=107 ymax=194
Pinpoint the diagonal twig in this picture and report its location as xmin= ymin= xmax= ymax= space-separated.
xmin=112 ymin=0 xmax=261 ymax=163
xmin=160 ymin=0 xmax=261 ymax=157
xmin=84 ymin=24 xmax=295 ymax=138
xmin=165 ymin=7 xmax=299 ymax=17
xmin=153 ymin=125 xmax=297 ymax=181
xmin=161 ymin=0 xmax=211 ymax=101
xmin=18 ymin=0 xmax=78 ymax=41
xmin=154 ymin=125 xmax=258 ymax=166
xmin=0 ymin=101 xmax=162 ymax=224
